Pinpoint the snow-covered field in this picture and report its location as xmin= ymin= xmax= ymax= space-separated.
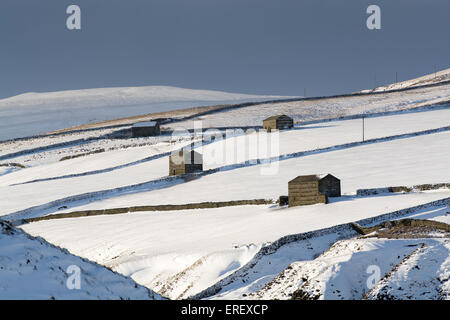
xmin=44 ymin=130 xmax=450 ymax=214
xmin=1 ymin=108 xmax=449 ymax=219
xmin=2 ymin=106 xmax=449 ymax=170
xmin=165 ymin=82 xmax=450 ymax=130
xmin=12 ymin=105 xmax=450 ymax=299
xmin=1 ymin=72 xmax=450 ymax=300
xmin=20 ymin=191 xmax=450 ymax=299
xmin=200 ymin=108 xmax=450 ymax=170
xmin=226 ymin=203 xmax=450 ymax=300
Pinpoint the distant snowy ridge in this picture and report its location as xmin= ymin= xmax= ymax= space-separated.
xmin=0 ymin=86 xmax=291 ymax=141
xmin=359 ymin=68 xmax=450 ymax=93
xmin=0 ymin=86 xmax=286 ymax=109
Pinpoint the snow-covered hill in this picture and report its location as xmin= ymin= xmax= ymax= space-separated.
xmin=0 ymin=220 xmax=163 ymax=299
xmin=1 ymin=109 xmax=449 ymax=219
xmin=359 ymin=68 xmax=450 ymax=93
xmin=5 ymin=106 xmax=448 ymax=300
xmin=164 ymin=83 xmax=450 ymax=131
xmin=250 ymin=237 xmax=450 ymax=300
xmin=203 ymin=205 xmax=450 ymax=300
xmin=1 ymin=72 xmax=449 ymax=300
xmin=0 ymin=86 xmax=287 ymax=141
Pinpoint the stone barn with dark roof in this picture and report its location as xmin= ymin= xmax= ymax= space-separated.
xmin=131 ymin=121 xmax=160 ymax=137
xmin=288 ymin=174 xmax=341 ymax=207
xmin=263 ymin=115 xmax=294 ymax=132
xmin=169 ymin=149 xmax=203 ymax=176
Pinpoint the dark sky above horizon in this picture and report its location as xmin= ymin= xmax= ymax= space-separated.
xmin=0 ymin=0 xmax=449 ymax=99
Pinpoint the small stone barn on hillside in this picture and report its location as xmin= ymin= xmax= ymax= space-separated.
xmin=169 ymin=150 xmax=203 ymax=176
xmin=263 ymin=115 xmax=294 ymax=132
xmin=131 ymin=121 xmax=160 ymax=137
xmin=288 ymin=174 xmax=341 ymax=207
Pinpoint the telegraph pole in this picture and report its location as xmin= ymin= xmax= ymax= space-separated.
xmin=362 ymin=102 xmax=366 ymax=142
xmin=362 ymin=114 xmax=365 ymax=142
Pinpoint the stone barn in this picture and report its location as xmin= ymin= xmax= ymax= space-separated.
xmin=169 ymin=149 xmax=203 ymax=176
xmin=288 ymin=174 xmax=341 ymax=207
xmin=263 ymin=115 xmax=294 ymax=132
xmin=131 ymin=121 xmax=160 ymax=137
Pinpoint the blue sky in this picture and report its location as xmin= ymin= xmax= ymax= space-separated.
xmin=0 ymin=0 xmax=448 ymax=99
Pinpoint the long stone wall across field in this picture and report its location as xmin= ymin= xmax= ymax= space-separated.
xmin=0 ymin=162 xmax=26 ymax=168
xmin=23 ymin=199 xmax=274 ymax=223
xmin=357 ymin=183 xmax=450 ymax=196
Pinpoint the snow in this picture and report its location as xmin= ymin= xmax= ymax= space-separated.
xmin=0 ymin=156 xmax=170 ymax=217
xmin=200 ymin=108 xmax=450 ymax=169
xmin=1 ymin=72 xmax=448 ymax=142
xmin=359 ymin=68 xmax=450 ymax=93
xmin=252 ymin=238 xmax=448 ymax=300
xmin=1 ymin=83 xmax=447 ymax=168
xmin=166 ymin=83 xmax=450 ymax=130
xmin=2 ymin=106 xmax=449 ymax=169
xmin=0 ymin=166 xmax=20 ymax=177
xmin=1 ymin=74 xmax=449 ymax=299
xmin=133 ymin=121 xmax=158 ymax=127
xmin=0 ymin=128 xmax=195 ymax=168
xmin=1 ymin=108 xmax=449 ymax=219
xmin=0 ymin=126 xmax=121 ymax=160
xmin=0 ymin=85 xmax=287 ymax=140
xmin=0 ymin=139 xmax=195 ymax=186
xmin=365 ymin=240 xmax=450 ymax=300
xmin=206 ymin=203 xmax=450 ymax=300
xmin=20 ymin=190 xmax=450 ymax=299
xmin=12 ymin=107 xmax=448 ymax=298
xmin=0 ymin=221 xmax=163 ymax=299
xmin=209 ymin=232 xmax=348 ymax=300
xmin=58 ymin=130 xmax=450 ymax=212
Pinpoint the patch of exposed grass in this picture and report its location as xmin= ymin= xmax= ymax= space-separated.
xmin=59 ymin=148 xmax=105 ymax=161
xmin=0 ymin=162 xmax=26 ymax=169
xmin=353 ymin=219 xmax=450 ymax=239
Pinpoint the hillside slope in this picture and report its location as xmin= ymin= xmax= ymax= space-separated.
xmin=360 ymin=68 xmax=450 ymax=93
xmin=0 ymin=220 xmax=163 ymax=299
xmin=0 ymin=86 xmax=286 ymax=141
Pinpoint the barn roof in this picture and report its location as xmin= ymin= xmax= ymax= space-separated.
xmin=170 ymin=149 xmax=203 ymax=161
xmin=173 ymin=149 xmax=202 ymax=155
xmin=289 ymin=174 xmax=338 ymax=183
xmin=133 ymin=121 xmax=158 ymax=127
xmin=263 ymin=114 xmax=292 ymax=121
